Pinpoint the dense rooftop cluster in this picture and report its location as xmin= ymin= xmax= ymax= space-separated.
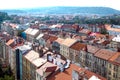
xmin=0 ymin=20 xmax=120 ymax=80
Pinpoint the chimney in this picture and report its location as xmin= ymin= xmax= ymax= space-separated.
xmin=59 ymin=63 xmax=64 ymax=72
xmin=39 ymin=47 xmax=44 ymax=57
xmin=47 ymin=54 xmax=52 ymax=62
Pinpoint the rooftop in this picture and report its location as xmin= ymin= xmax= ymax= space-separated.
xmin=36 ymin=62 xmax=58 ymax=76
xmin=48 ymin=64 xmax=106 ymax=80
xmin=55 ymin=38 xmax=64 ymax=44
xmin=6 ymin=39 xmax=14 ymax=46
xmin=36 ymin=33 xmax=44 ymax=40
xmin=87 ymin=45 xmax=100 ymax=54
xmin=79 ymin=29 xmax=91 ymax=34
xmin=24 ymin=28 xmax=39 ymax=36
xmin=105 ymin=24 xmax=120 ymax=32
xmin=94 ymin=49 xmax=116 ymax=60
xmin=109 ymin=52 xmax=120 ymax=66
xmin=30 ymin=29 xmax=39 ymax=36
xmin=24 ymin=50 xmax=39 ymax=62
xmin=112 ymin=35 xmax=120 ymax=42
xmin=32 ymin=58 xmax=47 ymax=68
xmin=70 ymin=42 xmax=86 ymax=51
xmin=47 ymin=35 xmax=58 ymax=43
xmin=62 ymin=38 xmax=77 ymax=47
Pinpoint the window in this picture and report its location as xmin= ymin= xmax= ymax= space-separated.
xmin=109 ymin=63 xmax=112 ymax=68
xmin=108 ymin=71 xmax=111 ymax=75
xmin=114 ymin=66 xmax=118 ymax=71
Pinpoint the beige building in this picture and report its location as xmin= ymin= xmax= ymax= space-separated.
xmin=24 ymin=28 xmax=40 ymax=42
xmin=60 ymin=38 xmax=78 ymax=59
xmin=22 ymin=50 xmax=47 ymax=80
xmin=69 ymin=42 xmax=87 ymax=64
xmin=94 ymin=49 xmax=116 ymax=78
xmin=36 ymin=62 xmax=58 ymax=80
xmin=107 ymin=52 xmax=120 ymax=80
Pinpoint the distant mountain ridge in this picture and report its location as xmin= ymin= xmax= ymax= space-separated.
xmin=1 ymin=7 xmax=120 ymax=15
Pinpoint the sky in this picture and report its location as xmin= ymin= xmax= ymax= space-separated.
xmin=0 ymin=0 xmax=120 ymax=10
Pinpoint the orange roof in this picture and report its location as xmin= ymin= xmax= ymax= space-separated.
xmin=70 ymin=42 xmax=86 ymax=51
xmin=109 ymin=52 xmax=120 ymax=66
xmin=105 ymin=24 xmax=120 ymax=32
xmin=94 ymin=49 xmax=116 ymax=60
xmin=6 ymin=39 xmax=14 ymax=46
xmin=85 ymin=70 xmax=107 ymax=80
xmin=48 ymin=35 xmax=58 ymax=42
xmin=48 ymin=64 xmax=106 ymax=80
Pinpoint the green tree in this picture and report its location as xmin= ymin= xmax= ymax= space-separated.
xmin=0 ymin=75 xmax=14 ymax=80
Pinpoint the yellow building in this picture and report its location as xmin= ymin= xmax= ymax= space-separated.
xmin=107 ymin=52 xmax=120 ymax=80
xmin=60 ymin=38 xmax=77 ymax=59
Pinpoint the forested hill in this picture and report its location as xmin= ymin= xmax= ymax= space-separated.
xmin=1 ymin=7 xmax=120 ymax=15
xmin=0 ymin=12 xmax=11 ymax=23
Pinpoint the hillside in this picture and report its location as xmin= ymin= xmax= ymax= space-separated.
xmin=1 ymin=7 xmax=120 ymax=15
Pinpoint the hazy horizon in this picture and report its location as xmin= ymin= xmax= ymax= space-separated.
xmin=0 ymin=0 xmax=120 ymax=10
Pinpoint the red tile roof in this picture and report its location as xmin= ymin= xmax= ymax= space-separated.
xmin=48 ymin=64 xmax=106 ymax=80
xmin=70 ymin=42 xmax=87 ymax=51
xmin=47 ymin=35 xmax=58 ymax=43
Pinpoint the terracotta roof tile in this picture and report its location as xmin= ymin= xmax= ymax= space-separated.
xmin=48 ymin=35 xmax=58 ymax=43
xmin=109 ymin=52 xmax=120 ymax=66
xmin=70 ymin=42 xmax=87 ymax=51
xmin=48 ymin=64 xmax=106 ymax=80
xmin=94 ymin=49 xmax=116 ymax=60
xmin=6 ymin=39 xmax=14 ymax=46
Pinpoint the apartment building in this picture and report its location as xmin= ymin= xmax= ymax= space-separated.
xmin=94 ymin=49 xmax=116 ymax=78
xmin=85 ymin=45 xmax=100 ymax=71
xmin=52 ymin=38 xmax=64 ymax=53
xmin=38 ymin=34 xmax=50 ymax=47
xmin=110 ymin=35 xmax=120 ymax=51
xmin=46 ymin=35 xmax=58 ymax=50
xmin=24 ymin=28 xmax=39 ymax=42
xmin=60 ymin=38 xmax=77 ymax=59
xmin=36 ymin=62 xmax=58 ymax=80
xmin=22 ymin=50 xmax=47 ymax=80
xmin=15 ymin=43 xmax=32 ymax=80
xmin=69 ymin=42 xmax=87 ymax=64
xmin=5 ymin=37 xmax=24 ymax=79
xmin=107 ymin=52 xmax=120 ymax=80
xmin=105 ymin=24 xmax=120 ymax=36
